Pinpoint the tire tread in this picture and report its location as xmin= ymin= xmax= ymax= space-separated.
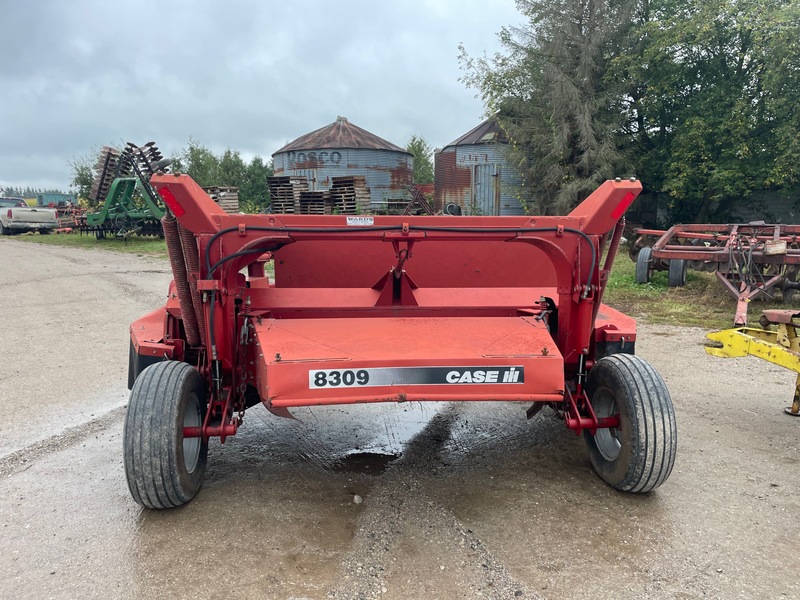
xmin=123 ymin=361 xmax=208 ymax=509
xmin=635 ymin=247 xmax=652 ymax=284
xmin=668 ymin=259 xmax=687 ymax=287
xmin=585 ymin=354 xmax=677 ymax=493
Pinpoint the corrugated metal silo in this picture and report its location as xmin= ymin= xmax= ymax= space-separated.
xmin=435 ymin=117 xmax=524 ymax=216
xmin=272 ymin=116 xmax=413 ymax=212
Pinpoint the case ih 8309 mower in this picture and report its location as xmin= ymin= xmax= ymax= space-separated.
xmin=124 ymin=174 xmax=677 ymax=509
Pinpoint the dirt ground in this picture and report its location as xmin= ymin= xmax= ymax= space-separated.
xmin=0 ymin=238 xmax=798 ymax=600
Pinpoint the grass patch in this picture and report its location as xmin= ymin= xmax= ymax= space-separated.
xmin=604 ymin=247 xmax=757 ymax=329
xmin=10 ymin=232 xmax=168 ymax=258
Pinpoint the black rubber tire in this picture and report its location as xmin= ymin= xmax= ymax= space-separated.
xmin=780 ymin=274 xmax=798 ymax=305
xmin=668 ymin=259 xmax=687 ymax=287
xmin=584 ymin=354 xmax=677 ymax=493
xmin=687 ymin=239 xmax=704 ymax=272
xmin=635 ymin=246 xmax=652 ymax=284
xmin=781 ymin=287 xmax=796 ymax=305
xmin=39 ymin=229 xmax=51 ymax=235
xmin=124 ymin=361 xmax=208 ymax=509
xmin=0 ymin=222 xmax=8 ymax=236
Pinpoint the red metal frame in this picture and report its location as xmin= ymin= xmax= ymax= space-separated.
xmin=634 ymin=224 xmax=800 ymax=325
xmin=638 ymin=224 xmax=800 ymax=264
xmin=130 ymin=175 xmax=641 ymax=441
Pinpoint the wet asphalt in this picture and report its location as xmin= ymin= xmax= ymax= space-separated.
xmin=1 ymin=238 xmax=798 ymax=600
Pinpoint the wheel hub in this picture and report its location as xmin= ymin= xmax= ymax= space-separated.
xmin=593 ymin=387 xmax=622 ymax=461
xmin=183 ymin=392 xmax=202 ymax=473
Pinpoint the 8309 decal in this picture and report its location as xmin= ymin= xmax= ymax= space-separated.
xmin=311 ymin=369 xmax=370 ymax=388
xmin=309 ymin=366 xmax=524 ymax=389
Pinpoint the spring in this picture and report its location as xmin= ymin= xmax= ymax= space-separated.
xmin=178 ymin=224 xmax=207 ymax=347
xmin=162 ymin=213 xmax=200 ymax=347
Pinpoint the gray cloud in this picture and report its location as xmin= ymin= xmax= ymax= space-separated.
xmin=0 ymin=0 xmax=520 ymax=190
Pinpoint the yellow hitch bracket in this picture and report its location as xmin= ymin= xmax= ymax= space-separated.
xmin=705 ymin=319 xmax=800 ymax=416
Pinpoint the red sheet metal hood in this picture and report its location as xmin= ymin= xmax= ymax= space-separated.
xmin=253 ymin=316 xmax=565 ymax=408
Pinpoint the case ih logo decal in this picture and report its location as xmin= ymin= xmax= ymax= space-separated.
xmin=309 ymin=366 xmax=525 ymax=389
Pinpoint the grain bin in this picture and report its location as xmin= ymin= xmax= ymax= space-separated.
xmin=435 ymin=117 xmax=524 ymax=215
xmin=272 ymin=116 xmax=413 ymax=212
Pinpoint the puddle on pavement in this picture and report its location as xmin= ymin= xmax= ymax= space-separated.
xmin=332 ymin=450 xmax=401 ymax=474
xmin=221 ymin=400 xmax=568 ymax=485
xmin=243 ymin=402 xmax=447 ymax=474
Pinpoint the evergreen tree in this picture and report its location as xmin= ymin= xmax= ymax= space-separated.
xmin=461 ymin=0 xmax=635 ymax=213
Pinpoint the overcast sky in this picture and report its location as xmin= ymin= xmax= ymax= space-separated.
xmin=0 ymin=0 xmax=522 ymax=191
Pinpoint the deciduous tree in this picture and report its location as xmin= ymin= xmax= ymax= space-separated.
xmin=615 ymin=0 xmax=800 ymax=222
xmin=178 ymin=139 xmax=221 ymax=187
xmin=69 ymin=152 xmax=96 ymax=206
xmin=464 ymin=0 xmax=800 ymax=222
xmin=240 ymin=156 xmax=273 ymax=212
xmin=406 ymin=135 xmax=435 ymax=184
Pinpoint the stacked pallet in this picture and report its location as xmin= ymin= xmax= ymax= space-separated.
xmin=202 ymin=186 xmax=240 ymax=214
xmin=268 ymin=176 xmax=309 ymax=213
xmin=330 ymin=176 xmax=371 ymax=214
xmin=298 ymin=191 xmax=331 ymax=215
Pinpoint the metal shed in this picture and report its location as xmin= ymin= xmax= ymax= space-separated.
xmin=434 ymin=118 xmax=525 ymax=216
xmin=272 ymin=117 xmax=413 ymax=212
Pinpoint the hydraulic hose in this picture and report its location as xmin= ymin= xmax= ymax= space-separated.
xmin=602 ymin=217 xmax=626 ymax=274
xmin=594 ymin=217 xmax=626 ymax=317
xmin=200 ymin=224 xmax=600 ymax=355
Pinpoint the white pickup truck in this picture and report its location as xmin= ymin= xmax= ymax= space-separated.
xmin=0 ymin=198 xmax=58 ymax=235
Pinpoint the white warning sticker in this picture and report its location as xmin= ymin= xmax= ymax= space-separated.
xmin=346 ymin=216 xmax=374 ymax=226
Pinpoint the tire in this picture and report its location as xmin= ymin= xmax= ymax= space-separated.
xmin=124 ymin=361 xmax=208 ymax=509
xmin=0 ymin=222 xmax=8 ymax=236
xmin=584 ymin=354 xmax=677 ymax=493
xmin=780 ymin=270 xmax=798 ymax=305
xmin=688 ymin=239 xmax=704 ymax=272
xmin=780 ymin=281 xmax=796 ymax=305
xmin=635 ymin=246 xmax=652 ymax=284
xmin=628 ymin=243 xmax=640 ymax=263
xmin=39 ymin=229 xmax=51 ymax=235
xmin=668 ymin=259 xmax=687 ymax=287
